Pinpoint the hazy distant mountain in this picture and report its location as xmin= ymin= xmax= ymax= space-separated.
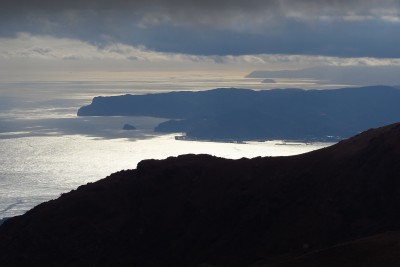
xmin=122 ymin=123 xmax=136 ymax=130
xmin=247 ymin=66 xmax=400 ymax=86
xmin=261 ymin=79 xmax=276 ymax=83
xmin=1 ymin=123 xmax=400 ymax=266
xmin=78 ymin=86 xmax=400 ymax=141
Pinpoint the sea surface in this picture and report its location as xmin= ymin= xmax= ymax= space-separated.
xmin=0 ymin=133 xmax=332 ymax=219
xmin=0 ymin=73 xmax=335 ymax=219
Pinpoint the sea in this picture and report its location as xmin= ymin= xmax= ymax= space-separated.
xmin=0 ymin=72 xmax=335 ymax=219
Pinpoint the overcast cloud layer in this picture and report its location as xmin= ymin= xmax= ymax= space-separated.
xmin=2 ymin=0 xmax=400 ymax=57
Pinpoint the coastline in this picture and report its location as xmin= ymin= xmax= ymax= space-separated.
xmin=174 ymin=134 xmax=341 ymax=144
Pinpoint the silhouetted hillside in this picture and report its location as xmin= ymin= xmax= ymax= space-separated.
xmin=1 ymin=123 xmax=400 ymax=266
xmin=262 ymin=231 xmax=400 ymax=267
xmin=77 ymin=86 xmax=400 ymax=141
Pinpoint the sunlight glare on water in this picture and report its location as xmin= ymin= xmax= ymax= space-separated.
xmin=0 ymin=134 xmax=332 ymax=219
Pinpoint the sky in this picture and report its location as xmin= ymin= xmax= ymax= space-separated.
xmin=1 ymin=0 xmax=400 ymax=83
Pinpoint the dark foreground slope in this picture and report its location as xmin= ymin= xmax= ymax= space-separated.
xmin=77 ymin=86 xmax=400 ymax=141
xmin=1 ymin=123 xmax=400 ymax=267
xmin=264 ymin=231 xmax=400 ymax=267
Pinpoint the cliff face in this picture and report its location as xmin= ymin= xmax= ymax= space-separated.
xmin=1 ymin=123 xmax=400 ymax=267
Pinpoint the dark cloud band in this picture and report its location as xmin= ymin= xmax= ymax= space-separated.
xmin=1 ymin=0 xmax=400 ymax=58
xmin=2 ymin=0 xmax=393 ymax=14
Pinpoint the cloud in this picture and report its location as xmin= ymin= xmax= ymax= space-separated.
xmin=2 ymin=33 xmax=400 ymax=67
xmin=1 ymin=0 xmax=400 ymax=57
xmin=3 ymin=0 xmax=399 ymax=24
xmin=2 ymin=32 xmax=400 ymax=86
xmin=0 ymin=33 xmax=220 ymax=69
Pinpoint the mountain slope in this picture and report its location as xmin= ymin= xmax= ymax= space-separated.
xmin=263 ymin=231 xmax=400 ymax=267
xmin=1 ymin=123 xmax=400 ymax=266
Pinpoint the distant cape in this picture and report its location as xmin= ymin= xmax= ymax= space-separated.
xmin=78 ymin=86 xmax=400 ymax=141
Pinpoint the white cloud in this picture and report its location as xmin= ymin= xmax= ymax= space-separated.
xmin=213 ymin=54 xmax=400 ymax=67
xmin=1 ymin=33 xmax=400 ymax=81
xmin=0 ymin=33 xmax=216 ymax=63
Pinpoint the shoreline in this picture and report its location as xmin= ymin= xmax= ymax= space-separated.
xmin=174 ymin=135 xmax=341 ymax=144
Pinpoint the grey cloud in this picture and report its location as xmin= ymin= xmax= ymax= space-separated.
xmin=130 ymin=19 xmax=400 ymax=58
xmin=1 ymin=0 xmax=278 ymax=12
xmin=127 ymin=56 xmax=140 ymax=61
xmin=2 ymin=0 xmax=397 ymax=23
xmin=62 ymin=55 xmax=80 ymax=60
xmin=31 ymin=48 xmax=52 ymax=55
xmin=0 ymin=0 xmax=390 ymax=12
xmin=1 ymin=0 xmax=400 ymax=58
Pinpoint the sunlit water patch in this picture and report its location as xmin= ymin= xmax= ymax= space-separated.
xmin=0 ymin=134 xmax=333 ymax=219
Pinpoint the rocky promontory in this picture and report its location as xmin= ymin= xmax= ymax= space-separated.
xmin=78 ymin=86 xmax=400 ymax=141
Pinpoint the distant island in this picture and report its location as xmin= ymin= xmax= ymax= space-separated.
xmin=261 ymin=79 xmax=276 ymax=83
xmin=78 ymin=86 xmax=400 ymax=141
xmin=122 ymin=123 xmax=137 ymax=130
xmin=1 ymin=123 xmax=400 ymax=266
